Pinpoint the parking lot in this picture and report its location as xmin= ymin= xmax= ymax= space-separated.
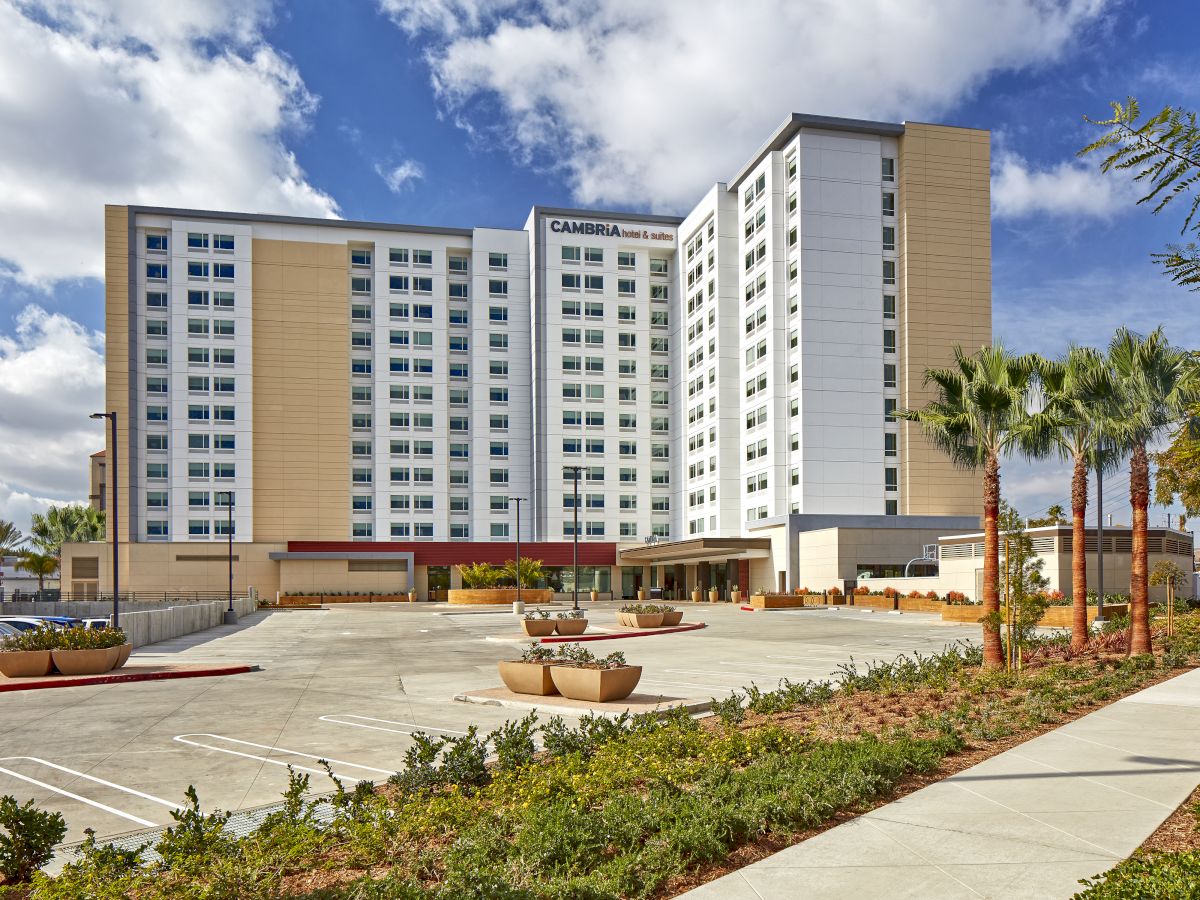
xmin=0 ymin=603 xmax=979 ymax=842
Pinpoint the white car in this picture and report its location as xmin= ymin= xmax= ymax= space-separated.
xmin=80 ymin=617 xmax=112 ymax=630
xmin=0 ymin=622 xmax=21 ymax=638
xmin=0 ymin=616 xmax=74 ymax=632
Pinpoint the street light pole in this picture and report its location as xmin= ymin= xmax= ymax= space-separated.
xmin=508 ymin=496 xmax=525 ymax=614
xmin=90 ymin=412 xmax=119 ymax=628
xmin=222 ymin=491 xmax=237 ymax=625
xmin=564 ymin=466 xmax=581 ymax=611
xmin=1095 ymin=439 xmax=1106 ymax=625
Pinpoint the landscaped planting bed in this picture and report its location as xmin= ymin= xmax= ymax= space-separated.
xmin=6 ymin=616 xmax=1200 ymax=899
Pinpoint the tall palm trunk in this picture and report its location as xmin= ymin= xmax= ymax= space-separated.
xmin=1129 ymin=442 xmax=1152 ymax=654
xmin=982 ymin=452 xmax=1003 ymax=669
xmin=1070 ymin=451 xmax=1089 ymax=652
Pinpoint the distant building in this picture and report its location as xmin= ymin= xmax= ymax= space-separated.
xmin=89 ymin=449 xmax=107 ymax=512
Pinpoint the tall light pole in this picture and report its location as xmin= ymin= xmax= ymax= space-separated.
xmin=89 ymin=412 xmax=119 ymax=628
xmin=564 ymin=466 xmax=582 ymax=611
xmin=508 ymin=496 xmax=525 ymax=614
xmin=219 ymin=491 xmax=237 ymax=625
xmin=1095 ymin=437 xmax=1106 ymax=625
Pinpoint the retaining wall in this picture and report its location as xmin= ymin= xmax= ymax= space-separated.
xmin=0 ymin=596 xmax=258 ymax=648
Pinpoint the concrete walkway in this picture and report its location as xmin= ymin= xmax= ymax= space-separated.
xmin=681 ymin=667 xmax=1200 ymax=899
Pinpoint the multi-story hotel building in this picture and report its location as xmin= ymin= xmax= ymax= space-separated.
xmin=66 ymin=113 xmax=992 ymax=601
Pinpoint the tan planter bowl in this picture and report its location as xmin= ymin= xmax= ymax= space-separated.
xmin=660 ymin=610 xmax=683 ymax=626
xmin=636 ymin=590 xmax=647 ymax=602
xmin=51 ymin=646 xmax=120 ymax=676
xmin=620 ymin=612 xmax=663 ymax=628
xmin=730 ymin=591 xmax=742 ymax=604
xmin=114 ymin=643 xmax=133 ymax=669
xmin=589 ymin=591 xmax=599 ymax=603
xmin=498 ymin=660 xmax=559 ymax=696
xmin=0 ymin=650 xmax=55 ymax=678
xmin=555 ymin=618 xmax=588 ymax=636
xmin=550 ymin=664 xmax=642 ymax=702
xmin=520 ymin=619 xmax=556 ymax=637
xmin=691 ymin=591 xmax=702 ymax=603
xmin=708 ymin=590 xmax=719 ymax=603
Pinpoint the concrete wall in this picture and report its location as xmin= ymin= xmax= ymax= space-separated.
xmin=0 ymin=595 xmax=257 ymax=648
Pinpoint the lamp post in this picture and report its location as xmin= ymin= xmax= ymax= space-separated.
xmin=89 ymin=412 xmax=119 ymax=628
xmin=564 ymin=466 xmax=582 ymax=611
xmin=1095 ymin=438 xmax=1106 ymax=625
xmin=219 ymin=491 xmax=237 ymax=625
xmin=508 ymin=496 xmax=525 ymax=614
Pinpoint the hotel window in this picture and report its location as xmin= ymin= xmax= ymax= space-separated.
xmin=391 ymin=439 xmax=411 ymax=454
xmin=188 ymin=290 xmax=209 ymax=307
xmin=213 ymin=263 xmax=234 ymax=280
xmin=584 ymin=301 xmax=603 ymax=318
xmin=618 ymin=251 xmax=635 ymax=269
xmin=883 ymin=294 xmax=896 ymax=319
xmin=413 ymin=249 xmax=433 ymax=266
xmin=488 ymin=306 xmax=508 ymax=323
xmin=146 ymin=319 xmax=168 ymax=337
xmin=187 ymin=434 xmax=209 ymax=450
xmin=585 ymin=384 xmax=604 ymax=400
xmin=490 ymin=387 xmax=508 ymax=403
xmin=413 ymin=523 xmax=433 ymax=538
xmin=447 ymin=361 xmax=465 ymax=377
xmin=885 ymin=398 xmax=897 ymax=422
xmin=449 ymin=388 xmax=468 ymax=406
xmin=147 ymin=348 xmax=168 ymax=366
xmin=351 ymin=304 xmax=371 ymax=320
xmin=389 ymin=248 xmax=409 ymax=265
xmin=146 ymin=406 xmax=169 ymax=423
xmin=619 ymin=333 xmax=636 ymax=349
xmin=490 ymin=523 xmax=509 ymax=539
xmin=350 ymin=276 xmax=371 ymax=294
xmin=413 ymin=440 xmax=434 ymax=456
xmin=564 ymin=438 xmax=582 ymax=454
xmin=213 ymin=291 xmax=234 ymax=308
xmin=390 ymin=523 xmax=411 ymax=538
xmin=882 ymin=192 xmax=895 ymax=216
xmin=650 ymin=337 xmax=668 ymax=353
xmin=650 ymin=284 xmax=668 ymax=301
xmin=352 ymin=385 xmax=372 ymax=404
xmin=414 ymin=358 xmax=433 ymax=374
xmin=490 ymin=414 xmax=508 ymax=431
xmin=489 ymin=279 xmax=508 ymax=296
xmin=389 ymin=274 xmax=410 ymax=292
xmin=584 ymin=247 xmax=603 ymax=264
xmin=449 ymin=336 xmax=468 ymax=352
xmin=351 ymin=249 xmax=371 ymax=267
xmin=186 ymin=232 xmax=211 ymax=252
xmin=650 ymin=310 xmax=668 ymax=327
xmin=186 ymin=375 xmax=209 ymax=392
xmin=391 ymin=467 xmax=410 ymax=483
xmin=885 ymin=468 xmax=898 ymax=491
xmin=561 ymin=272 xmax=581 ymax=291
xmin=883 ymin=260 xmax=896 ymax=286
xmin=392 ymin=412 xmax=410 ymax=428
xmin=413 ymin=468 xmax=434 ymax=483
xmin=585 ymin=411 xmax=604 ymax=427
xmin=353 ymin=413 xmax=372 ymax=429
xmin=413 ymin=277 xmax=433 ymax=293
xmin=448 ymin=254 xmax=468 ymax=273
xmin=351 ymin=331 xmax=371 ymax=348
xmin=884 ymin=363 xmax=897 ymax=388
xmin=188 ymin=520 xmax=211 ymax=537
xmin=146 ymin=291 xmax=168 ymax=308
xmin=562 ymin=299 xmax=581 ymax=316
xmin=448 ymin=308 xmax=467 ymax=325
xmin=352 ymin=495 xmax=372 ymax=512
xmin=585 ymin=357 xmax=603 ymax=373
xmin=617 ymin=305 xmax=635 ymax=322
xmin=650 ymin=257 xmax=669 ymax=276
xmin=352 ymin=440 xmax=372 ymax=457
xmin=883 ymin=329 xmax=896 ymax=354
xmin=352 ymin=522 xmax=373 ymax=539
xmin=213 ymin=234 xmax=234 ymax=251
xmin=619 ymin=468 xmax=637 ymax=484
xmin=584 ymin=329 xmax=603 ymax=345
xmin=584 ymin=274 xmax=603 ymax=291
xmin=885 ymin=433 xmax=898 ymax=457
xmin=188 ymin=461 xmax=210 ymax=479
xmin=449 ymin=282 xmax=469 ymax=299
xmin=617 ymin=279 xmax=636 ymax=297
xmin=490 ymin=468 xmax=509 ymax=484
xmin=351 ymin=359 xmax=372 ymax=376
xmin=488 ymin=252 xmax=508 ymax=270
xmin=882 ymin=226 xmax=896 ymax=252
xmin=882 ymin=157 xmax=896 ymax=182
xmin=147 ymin=462 xmax=169 ymax=480
xmin=450 ymin=469 xmax=469 ymax=486
xmin=146 ymin=233 xmax=168 ymax=252
xmin=146 ymin=263 xmax=168 ymax=281
xmin=489 ymin=334 xmax=509 ymax=350
xmin=212 ymin=319 xmax=234 ymax=336
xmin=562 ymin=245 xmax=581 ymax=262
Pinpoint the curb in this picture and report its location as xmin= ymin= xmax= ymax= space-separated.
xmin=454 ymin=691 xmax=712 ymax=719
xmin=0 ymin=664 xmax=260 ymax=692
xmin=540 ymin=623 xmax=707 ymax=643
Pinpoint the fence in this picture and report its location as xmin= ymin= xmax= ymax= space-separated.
xmin=5 ymin=590 xmax=244 ymax=604
xmin=0 ymin=595 xmax=258 ymax=648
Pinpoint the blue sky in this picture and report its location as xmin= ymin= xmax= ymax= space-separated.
xmin=0 ymin=0 xmax=1196 ymax=532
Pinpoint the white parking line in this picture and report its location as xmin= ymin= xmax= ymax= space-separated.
xmin=0 ymin=757 xmax=180 ymax=827
xmin=318 ymin=715 xmax=468 ymax=736
xmin=173 ymin=734 xmax=393 ymax=783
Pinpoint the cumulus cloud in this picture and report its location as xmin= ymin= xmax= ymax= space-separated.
xmin=0 ymin=0 xmax=340 ymax=285
xmin=992 ymin=150 xmax=1136 ymax=220
xmin=375 ymin=159 xmax=426 ymax=193
xmin=0 ymin=305 xmax=105 ymax=513
xmin=380 ymin=0 xmax=1111 ymax=211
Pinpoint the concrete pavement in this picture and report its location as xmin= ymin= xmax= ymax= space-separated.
xmin=680 ymin=666 xmax=1200 ymax=899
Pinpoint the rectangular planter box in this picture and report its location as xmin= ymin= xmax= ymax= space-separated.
xmin=448 ymin=589 xmax=555 ymax=606
xmin=283 ymin=594 xmax=412 ymax=604
xmin=749 ymin=593 xmax=828 ymax=609
xmin=939 ymin=603 xmax=1131 ymax=626
xmin=851 ymin=595 xmax=897 ymax=611
xmin=897 ymin=598 xmax=947 ymax=614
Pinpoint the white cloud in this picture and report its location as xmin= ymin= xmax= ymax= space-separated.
xmin=0 ymin=0 xmax=339 ymax=286
xmin=0 ymin=305 xmax=104 ymax=514
xmin=380 ymin=0 xmax=1112 ymax=212
xmin=0 ymin=482 xmax=71 ymax=536
xmin=375 ymin=159 xmax=426 ymax=193
xmin=991 ymin=150 xmax=1135 ymax=220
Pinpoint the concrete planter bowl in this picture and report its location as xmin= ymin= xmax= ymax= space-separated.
xmin=50 ymin=646 xmax=120 ymax=676
xmin=520 ymin=619 xmax=556 ymax=637
xmin=0 ymin=650 xmax=55 ymax=678
xmin=554 ymin=618 xmax=588 ymax=636
xmin=497 ymin=660 xmax=559 ymax=696
xmin=550 ymin=664 xmax=642 ymax=702
xmin=659 ymin=610 xmax=684 ymax=626
xmin=618 ymin=612 xmax=664 ymax=628
xmin=114 ymin=643 xmax=133 ymax=669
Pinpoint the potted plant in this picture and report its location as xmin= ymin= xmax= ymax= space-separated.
xmin=497 ymin=643 xmax=559 ymax=696
xmin=408 ymin=589 xmax=417 ymax=603
xmin=658 ymin=604 xmax=683 ymax=626
xmin=555 ymin=609 xmax=588 ymax=636
xmin=589 ymin=588 xmax=599 ymax=603
xmin=690 ymin=586 xmax=702 ymax=603
xmin=51 ymin=626 xmax=126 ymax=676
xmin=637 ymin=587 xmax=647 ymax=602
xmin=730 ymin=584 xmax=742 ymax=604
xmin=0 ymin=625 xmax=57 ymax=678
xmin=708 ymin=587 xmax=719 ymax=603
xmin=520 ymin=608 xmax=556 ymax=637
xmin=549 ymin=645 xmax=642 ymax=702
xmin=617 ymin=603 xmax=663 ymax=628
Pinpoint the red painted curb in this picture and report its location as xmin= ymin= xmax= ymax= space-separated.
xmin=740 ymin=606 xmax=755 ymax=612
xmin=541 ymin=622 xmax=707 ymax=643
xmin=0 ymin=664 xmax=259 ymax=692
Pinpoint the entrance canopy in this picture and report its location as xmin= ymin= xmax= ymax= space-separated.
xmin=618 ymin=538 xmax=771 ymax=567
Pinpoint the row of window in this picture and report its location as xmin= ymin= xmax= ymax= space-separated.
xmin=145 ymin=520 xmax=235 ymax=538
xmin=146 ymin=319 xmax=235 ymax=338
xmin=560 ymin=247 xmax=669 ymax=273
xmin=351 ymin=276 xmax=510 ymax=297
xmin=559 ymin=275 xmax=670 ymax=299
xmin=146 ymin=490 xmax=235 ymax=508
xmin=145 ymin=262 xmax=236 ymax=281
xmin=354 ymin=248 xmax=510 ymax=271
xmin=146 ymin=462 xmax=235 ymax=479
xmin=146 ymin=347 xmax=236 ymax=366
xmin=145 ymin=232 xmax=235 ymax=253
xmin=562 ymin=438 xmax=669 ymax=456
xmin=143 ymin=434 xmax=235 ymax=451
xmin=351 ymin=466 xmax=671 ymax=486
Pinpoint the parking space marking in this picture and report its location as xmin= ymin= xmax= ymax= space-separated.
xmin=0 ymin=757 xmax=180 ymax=827
xmin=319 ymin=715 xmax=468 ymax=736
xmin=173 ymin=734 xmax=394 ymax=783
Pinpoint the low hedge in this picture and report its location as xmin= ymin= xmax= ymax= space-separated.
xmin=0 ymin=626 xmax=126 ymax=653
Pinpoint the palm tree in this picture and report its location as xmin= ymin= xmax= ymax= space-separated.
xmin=30 ymin=504 xmax=105 ymax=559
xmin=17 ymin=551 xmax=58 ymax=592
xmin=1105 ymin=327 xmax=1199 ymax=654
xmin=900 ymin=344 xmax=1045 ymax=669
xmin=1038 ymin=347 xmax=1121 ymax=652
xmin=0 ymin=520 xmax=25 ymax=558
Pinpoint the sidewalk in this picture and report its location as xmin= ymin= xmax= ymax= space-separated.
xmin=681 ymin=667 xmax=1200 ymax=899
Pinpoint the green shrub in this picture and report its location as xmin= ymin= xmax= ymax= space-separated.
xmin=0 ymin=794 xmax=67 ymax=883
xmin=1076 ymin=850 xmax=1200 ymax=898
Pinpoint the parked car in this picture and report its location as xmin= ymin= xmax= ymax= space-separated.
xmin=0 ymin=622 xmax=20 ymax=638
xmin=0 ymin=616 xmax=81 ymax=631
xmin=80 ymin=617 xmax=111 ymax=630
